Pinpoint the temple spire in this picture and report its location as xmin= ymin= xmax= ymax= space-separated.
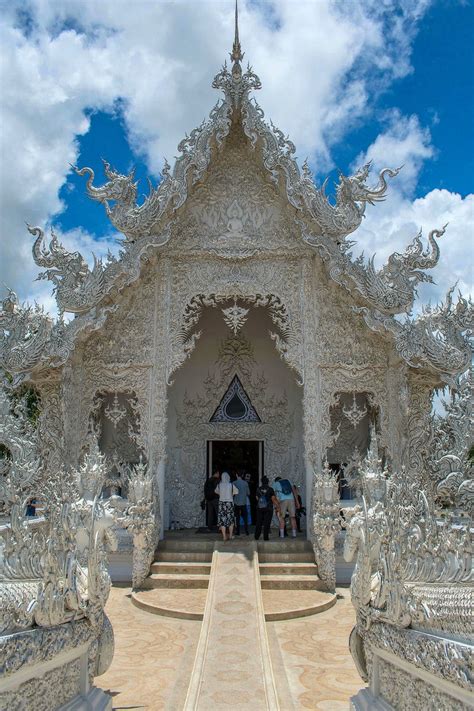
xmin=230 ymin=0 xmax=244 ymax=78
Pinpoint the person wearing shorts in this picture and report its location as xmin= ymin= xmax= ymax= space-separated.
xmin=273 ymin=476 xmax=300 ymax=538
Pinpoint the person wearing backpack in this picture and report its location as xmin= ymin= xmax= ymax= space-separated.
xmin=254 ymin=476 xmax=280 ymax=541
xmin=273 ymin=476 xmax=300 ymax=538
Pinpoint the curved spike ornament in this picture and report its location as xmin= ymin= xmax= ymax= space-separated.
xmin=29 ymin=224 xmax=106 ymax=315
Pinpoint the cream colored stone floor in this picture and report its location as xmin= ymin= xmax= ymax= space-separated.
xmin=96 ymin=586 xmax=201 ymax=710
xmin=97 ymin=586 xmax=361 ymax=710
xmin=269 ymin=588 xmax=362 ymax=710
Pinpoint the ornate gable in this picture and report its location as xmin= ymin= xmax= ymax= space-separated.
xmin=1 ymin=7 xmax=471 ymax=385
xmin=167 ymin=122 xmax=306 ymax=259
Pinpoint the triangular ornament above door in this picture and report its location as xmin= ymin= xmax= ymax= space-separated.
xmin=210 ymin=375 xmax=261 ymax=423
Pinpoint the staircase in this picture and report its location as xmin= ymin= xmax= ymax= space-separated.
xmin=131 ymin=536 xmax=336 ymax=621
xmin=131 ymin=539 xmax=212 ymax=619
xmin=257 ymin=539 xmax=336 ymax=620
xmin=258 ymin=539 xmax=325 ymax=589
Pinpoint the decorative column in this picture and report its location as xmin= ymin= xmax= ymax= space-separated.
xmin=301 ymin=257 xmax=322 ymax=536
xmin=119 ymin=458 xmax=157 ymax=589
xmin=35 ymin=372 xmax=65 ymax=472
xmin=404 ymin=370 xmax=437 ymax=493
xmin=311 ymin=461 xmax=341 ymax=592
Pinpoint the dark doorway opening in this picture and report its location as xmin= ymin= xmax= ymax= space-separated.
xmin=207 ymin=440 xmax=263 ymax=526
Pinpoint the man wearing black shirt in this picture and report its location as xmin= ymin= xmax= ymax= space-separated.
xmin=254 ymin=476 xmax=280 ymax=541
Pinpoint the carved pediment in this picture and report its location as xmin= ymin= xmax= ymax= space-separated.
xmin=168 ymin=124 xmax=307 ymax=259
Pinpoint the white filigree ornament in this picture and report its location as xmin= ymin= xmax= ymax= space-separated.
xmin=104 ymin=392 xmax=127 ymax=428
xmin=342 ymin=392 xmax=368 ymax=428
xmin=221 ymin=299 xmax=249 ymax=334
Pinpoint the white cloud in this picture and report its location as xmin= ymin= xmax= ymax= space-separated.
xmin=352 ymin=111 xmax=434 ymax=196
xmin=2 ymin=0 xmax=466 ymax=317
xmin=351 ymin=112 xmax=473 ymax=307
xmin=355 ymin=189 xmax=474 ymax=308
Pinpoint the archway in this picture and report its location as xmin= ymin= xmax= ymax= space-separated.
xmin=164 ymin=302 xmax=304 ymax=531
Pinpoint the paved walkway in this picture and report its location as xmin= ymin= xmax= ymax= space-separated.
xmin=96 ymin=565 xmax=362 ymax=710
xmin=183 ymin=541 xmax=279 ymax=710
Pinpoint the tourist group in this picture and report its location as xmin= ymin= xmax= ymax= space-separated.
xmin=204 ymin=471 xmax=305 ymax=541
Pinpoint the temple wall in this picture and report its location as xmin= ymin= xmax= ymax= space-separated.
xmin=310 ymin=258 xmax=406 ymax=466
xmin=61 ymin=241 xmax=410 ymax=538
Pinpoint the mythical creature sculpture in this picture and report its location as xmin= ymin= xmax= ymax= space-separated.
xmin=356 ymin=286 xmax=473 ymax=381
xmin=0 ymin=423 xmax=117 ymax=633
xmin=347 ymin=421 xmax=473 ymax=647
xmin=430 ymin=373 xmax=473 ymax=514
xmin=343 ymin=436 xmax=389 ymax=621
xmin=117 ymin=458 xmax=158 ymax=589
xmin=73 ymin=161 xmax=141 ymax=240
xmin=0 ymin=388 xmax=42 ymax=517
xmin=0 ymin=289 xmax=52 ymax=373
xmin=301 ymin=160 xmax=401 ymax=240
xmin=29 ymin=225 xmax=106 ymax=315
xmin=350 ymin=226 xmax=445 ymax=314
xmin=312 ymin=460 xmax=341 ymax=592
xmin=411 ymin=286 xmax=473 ymax=376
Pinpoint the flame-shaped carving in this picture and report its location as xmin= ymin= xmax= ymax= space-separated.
xmin=29 ymin=225 xmax=106 ymax=315
xmin=0 ymin=289 xmax=52 ymax=372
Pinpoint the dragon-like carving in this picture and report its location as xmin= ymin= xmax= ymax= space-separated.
xmin=0 ymin=426 xmax=117 ymax=633
xmin=301 ymin=161 xmax=401 ymax=240
xmin=0 ymin=289 xmax=52 ymax=373
xmin=356 ymin=286 xmax=473 ymax=381
xmin=347 ymin=449 xmax=472 ymax=639
xmin=72 ymin=160 xmax=141 ymax=240
xmin=303 ymin=224 xmax=445 ymax=315
xmin=350 ymin=226 xmax=445 ymax=314
xmin=29 ymin=225 xmax=106 ymax=315
xmin=0 ymin=388 xmax=42 ymax=516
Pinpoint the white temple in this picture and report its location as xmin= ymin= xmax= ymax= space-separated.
xmin=1 ymin=5 xmax=472 ymax=710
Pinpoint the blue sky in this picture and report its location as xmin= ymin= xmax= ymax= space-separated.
xmin=0 ymin=0 xmax=472 ymax=312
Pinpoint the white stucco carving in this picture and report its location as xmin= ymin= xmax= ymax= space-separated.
xmin=0 ymin=389 xmax=115 ymax=709
xmin=0 ymin=12 xmax=472 ymax=709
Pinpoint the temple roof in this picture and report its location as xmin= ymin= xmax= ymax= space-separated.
xmin=0 ymin=5 xmax=472 ymax=384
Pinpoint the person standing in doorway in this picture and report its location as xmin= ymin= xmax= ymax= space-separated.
xmin=233 ymin=471 xmax=250 ymax=535
xmin=273 ymin=476 xmax=300 ymax=538
xmin=254 ymin=477 xmax=280 ymax=541
xmin=216 ymin=472 xmax=238 ymax=541
xmin=204 ymin=470 xmax=220 ymax=530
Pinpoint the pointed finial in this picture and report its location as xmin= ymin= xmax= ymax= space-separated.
xmin=230 ymin=0 xmax=244 ymax=69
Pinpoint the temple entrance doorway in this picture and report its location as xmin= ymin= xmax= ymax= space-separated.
xmin=207 ymin=440 xmax=263 ymax=526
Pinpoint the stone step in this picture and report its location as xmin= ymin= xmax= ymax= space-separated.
xmin=131 ymin=588 xmax=207 ymax=620
xmin=158 ymin=539 xmax=216 ymax=552
xmin=141 ymin=573 xmax=209 ymax=590
xmin=262 ymin=589 xmax=337 ymax=621
xmin=260 ymin=575 xmax=327 ymax=591
xmin=154 ymin=550 xmax=213 ymax=563
xmin=258 ymin=551 xmax=315 ymax=563
xmin=131 ymin=586 xmax=336 ymax=621
xmin=257 ymin=539 xmax=313 ymax=552
xmin=259 ymin=562 xmax=318 ymax=576
xmin=150 ymin=562 xmax=211 ymax=575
